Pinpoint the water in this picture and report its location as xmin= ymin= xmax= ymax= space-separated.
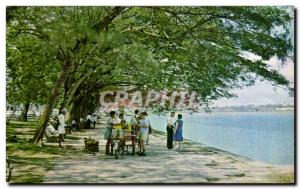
xmin=149 ymin=112 xmax=294 ymax=165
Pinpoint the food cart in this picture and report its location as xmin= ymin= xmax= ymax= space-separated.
xmin=111 ymin=124 xmax=136 ymax=159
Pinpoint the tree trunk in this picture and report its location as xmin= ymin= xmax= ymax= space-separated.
xmin=22 ymin=102 xmax=30 ymax=121
xmin=32 ymin=60 xmax=72 ymax=144
xmin=31 ymin=7 xmax=125 ymax=144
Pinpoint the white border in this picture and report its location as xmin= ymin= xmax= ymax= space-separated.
xmin=0 ymin=1 xmax=298 ymax=189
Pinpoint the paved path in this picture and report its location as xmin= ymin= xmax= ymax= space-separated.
xmin=43 ymin=120 xmax=293 ymax=183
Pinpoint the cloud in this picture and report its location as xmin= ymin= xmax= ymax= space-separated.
xmin=267 ymin=56 xmax=294 ymax=83
xmin=214 ymin=57 xmax=294 ymax=107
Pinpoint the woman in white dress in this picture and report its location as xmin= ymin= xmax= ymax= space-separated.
xmin=58 ymin=109 xmax=66 ymax=147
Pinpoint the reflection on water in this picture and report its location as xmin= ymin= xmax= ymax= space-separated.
xmin=149 ymin=112 xmax=294 ymax=165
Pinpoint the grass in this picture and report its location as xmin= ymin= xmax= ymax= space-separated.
xmin=6 ymin=120 xmax=82 ymax=184
xmin=267 ymin=172 xmax=294 ymax=183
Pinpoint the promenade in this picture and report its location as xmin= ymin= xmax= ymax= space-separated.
xmin=42 ymin=119 xmax=293 ymax=183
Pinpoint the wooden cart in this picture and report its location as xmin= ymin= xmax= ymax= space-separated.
xmin=111 ymin=127 xmax=136 ymax=159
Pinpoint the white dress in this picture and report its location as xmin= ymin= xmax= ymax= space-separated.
xmin=58 ymin=114 xmax=66 ymax=134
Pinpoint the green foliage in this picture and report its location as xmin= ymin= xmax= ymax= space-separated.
xmin=6 ymin=6 xmax=294 ymax=112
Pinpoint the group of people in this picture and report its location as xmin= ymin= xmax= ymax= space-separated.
xmin=105 ymin=110 xmax=151 ymax=156
xmin=45 ymin=110 xmax=99 ymax=145
xmin=45 ymin=108 xmax=184 ymax=153
xmin=166 ymin=112 xmax=184 ymax=150
xmin=45 ymin=109 xmax=67 ymax=147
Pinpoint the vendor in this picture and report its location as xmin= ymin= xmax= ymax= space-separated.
xmin=104 ymin=111 xmax=120 ymax=155
xmin=119 ymin=113 xmax=127 ymax=129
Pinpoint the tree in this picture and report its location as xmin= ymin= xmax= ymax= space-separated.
xmin=6 ymin=6 xmax=294 ymax=144
xmin=7 ymin=25 xmax=59 ymax=121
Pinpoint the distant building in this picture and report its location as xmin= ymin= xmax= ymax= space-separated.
xmin=275 ymin=107 xmax=294 ymax=112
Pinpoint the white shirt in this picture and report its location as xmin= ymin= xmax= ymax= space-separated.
xmin=58 ymin=114 xmax=66 ymax=126
xmin=107 ymin=117 xmax=121 ymax=128
xmin=87 ymin=114 xmax=92 ymax=121
xmin=45 ymin=124 xmax=57 ymax=137
xmin=167 ymin=116 xmax=176 ymax=126
xmin=72 ymin=120 xmax=76 ymax=125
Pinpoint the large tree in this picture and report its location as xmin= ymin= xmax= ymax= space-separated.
xmin=6 ymin=6 xmax=294 ymax=144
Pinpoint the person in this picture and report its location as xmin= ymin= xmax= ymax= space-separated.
xmin=166 ymin=111 xmax=176 ymax=149
xmin=130 ymin=110 xmax=139 ymax=134
xmin=91 ymin=113 xmax=97 ymax=129
xmin=45 ymin=119 xmax=59 ymax=138
xmin=119 ymin=113 xmax=127 ymax=129
xmin=138 ymin=112 xmax=150 ymax=156
xmin=173 ymin=114 xmax=184 ymax=150
xmin=143 ymin=112 xmax=151 ymax=145
xmin=105 ymin=111 xmax=120 ymax=155
xmin=71 ymin=119 xmax=79 ymax=131
xmin=86 ymin=114 xmax=92 ymax=129
xmin=130 ymin=110 xmax=140 ymax=151
xmin=58 ymin=109 xmax=67 ymax=147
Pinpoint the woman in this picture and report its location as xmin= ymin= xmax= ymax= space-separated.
xmin=58 ymin=109 xmax=66 ymax=147
xmin=173 ymin=114 xmax=183 ymax=150
xmin=105 ymin=111 xmax=120 ymax=155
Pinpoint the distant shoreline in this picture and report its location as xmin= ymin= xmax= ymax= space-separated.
xmin=173 ymin=111 xmax=295 ymax=114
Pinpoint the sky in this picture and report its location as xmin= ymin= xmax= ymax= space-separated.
xmin=213 ymin=7 xmax=295 ymax=107
xmin=214 ymin=57 xmax=294 ymax=107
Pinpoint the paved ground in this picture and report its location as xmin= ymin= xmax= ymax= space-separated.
xmin=43 ymin=119 xmax=293 ymax=183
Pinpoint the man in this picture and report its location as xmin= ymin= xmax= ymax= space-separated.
xmin=166 ymin=111 xmax=176 ymax=149
xmin=138 ymin=112 xmax=150 ymax=156
xmin=105 ymin=111 xmax=121 ymax=155
xmin=130 ymin=110 xmax=139 ymax=133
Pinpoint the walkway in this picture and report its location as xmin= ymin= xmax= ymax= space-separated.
xmin=43 ymin=119 xmax=293 ymax=183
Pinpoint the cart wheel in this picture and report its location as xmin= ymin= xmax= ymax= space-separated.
xmin=115 ymin=149 xmax=119 ymax=159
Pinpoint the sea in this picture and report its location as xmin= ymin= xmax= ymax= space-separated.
xmin=149 ymin=112 xmax=294 ymax=165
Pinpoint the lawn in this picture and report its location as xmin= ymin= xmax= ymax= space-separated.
xmin=6 ymin=120 xmax=82 ymax=183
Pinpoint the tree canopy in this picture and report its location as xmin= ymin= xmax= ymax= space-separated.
xmin=6 ymin=6 xmax=294 ymax=143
